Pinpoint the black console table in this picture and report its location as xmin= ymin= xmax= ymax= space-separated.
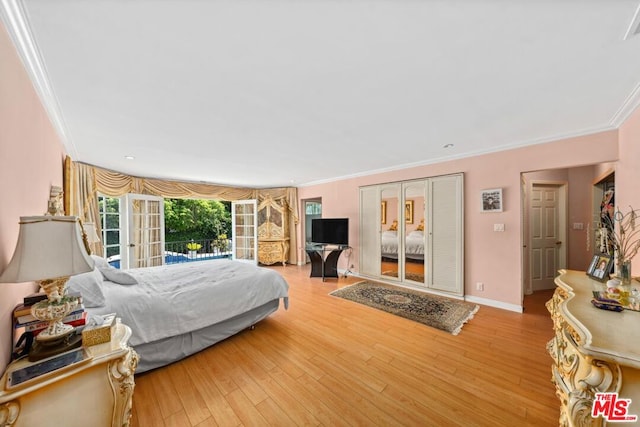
xmin=306 ymin=244 xmax=349 ymax=281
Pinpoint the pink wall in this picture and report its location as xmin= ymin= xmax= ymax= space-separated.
xmin=618 ymin=107 xmax=640 ymax=275
xmin=0 ymin=22 xmax=66 ymax=372
xmin=299 ymin=130 xmax=620 ymax=309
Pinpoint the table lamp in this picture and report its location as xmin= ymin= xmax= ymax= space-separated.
xmin=0 ymin=216 xmax=94 ymax=360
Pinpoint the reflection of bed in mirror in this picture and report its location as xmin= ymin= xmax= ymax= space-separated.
xmin=381 ymin=230 xmax=424 ymax=261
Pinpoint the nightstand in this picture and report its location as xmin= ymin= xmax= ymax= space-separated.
xmin=0 ymin=322 xmax=138 ymax=427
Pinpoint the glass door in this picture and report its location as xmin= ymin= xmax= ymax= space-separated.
xmin=232 ymin=199 xmax=258 ymax=264
xmin=380 ymin=185 xmax=401 ymax=281
xmin=402 ymin=181 xmax=426 ymax=285
xmin=125 ymin=194 xmax=165 ymax=269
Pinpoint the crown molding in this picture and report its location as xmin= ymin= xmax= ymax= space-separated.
xmin=0 ymin=0 xmax=75 ymax=156
xmin=609 ymin=80 xmax=640 ymax=128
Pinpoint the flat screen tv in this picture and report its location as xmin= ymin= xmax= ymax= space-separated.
xmin=311 ymin=218 xmax=349 ymax=245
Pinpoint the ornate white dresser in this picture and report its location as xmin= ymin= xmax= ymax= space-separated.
xmin=0 ymin=322 xmax=138 ymax=427
xmin=547 ymin=270 xmax=640 ymax=426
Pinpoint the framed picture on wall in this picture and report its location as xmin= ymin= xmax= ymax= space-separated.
xmin=587 ymin=253 xmax=613 ymax=282
xmin=381 ymin=201 xmax=387 ymax=224
xmin=405 ymin=200 xmax=414 ymax=223
xmin=481 ymin=188 xmax=503 ymax=212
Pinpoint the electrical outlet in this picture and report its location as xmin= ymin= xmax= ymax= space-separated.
xmin=493 ymin=223 xmax=505 ymax=232
xmin=476 ymin=282 xmax=484 ymax=291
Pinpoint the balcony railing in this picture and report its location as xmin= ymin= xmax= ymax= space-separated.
xmin=164 ymin=238 xmax=232 ymax=264
xmin=106 ymin=238 xmax=232 ymax=268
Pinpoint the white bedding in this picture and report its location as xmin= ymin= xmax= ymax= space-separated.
xmin=86 ymin=259 xmax=289 ymax=347
xmin=381 ymin=230 xmax=424 ymax=259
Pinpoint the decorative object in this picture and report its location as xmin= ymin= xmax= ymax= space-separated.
xmin=330 ymin=281 xmax=479 ymax=335
xmin=186 ymin=241 xmax=201 ymax=258
xmin=586 ymin=253 xmax=613 ymax=282
xmin=381 ymin=201 xmax=387 ymax=224
xmin=46 ymin=185 xmax=64 ymax=216
xmin=405 ymin=200 xmax=414 ymax=224
xmin=600 ymin=206 xmax=640 ymax=283
xmin=0 ymin=216 xmax=94 ymax=360
xmin=481 ymin=188 xmax=503 ymax=212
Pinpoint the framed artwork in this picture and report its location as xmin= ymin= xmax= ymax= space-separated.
xmin=381 ymin=201 xmax=387 ymax=224
xmin=405 ymin=200 xmax=414 ymax=224
xmin=481 ymin=188 xmax=503 ymax=212
xmin=586 ymin=253 xmax=613 ymax=282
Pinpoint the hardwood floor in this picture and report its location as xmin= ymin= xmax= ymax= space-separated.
xmin=130 ymin=265 xmax=558 ymax=427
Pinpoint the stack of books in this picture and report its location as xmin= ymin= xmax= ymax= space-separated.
xmin=13 ymin=291 xmax=87 ymax=336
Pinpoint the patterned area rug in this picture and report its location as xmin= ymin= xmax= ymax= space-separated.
xmin=330 ymin=281 xmax=479 ymax=335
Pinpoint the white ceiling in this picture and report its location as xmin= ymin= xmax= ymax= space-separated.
xmin=3 ymin=0 xmax=640 ymax=188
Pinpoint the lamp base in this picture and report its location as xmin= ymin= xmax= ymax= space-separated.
xmin=28 ymin=330 xmax=82 ymax=362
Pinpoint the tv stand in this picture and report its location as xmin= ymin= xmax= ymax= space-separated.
xmin=306 ymin=244 xmax=349 ymax=281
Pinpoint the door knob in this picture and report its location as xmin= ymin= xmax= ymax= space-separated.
xmin=555 ymin=241 xmax=562 ymax=245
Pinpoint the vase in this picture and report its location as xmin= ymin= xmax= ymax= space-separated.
xmin=619 ymin=260 xmax=632 ymax=285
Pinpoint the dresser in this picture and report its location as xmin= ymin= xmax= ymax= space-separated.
xmin=257 ymin=196 xmax=289 ymax=266
xmin=547 ymin=270 xmax=640 ymax=426
xmin=0 ymin=322 xmax=138 ymax=427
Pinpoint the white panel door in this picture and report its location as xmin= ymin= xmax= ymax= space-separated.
xmin=428 ymin=174 xmax=464 ymax=295
xmin=232 ymin=199 xmax=258 ymax=264
xmin=530 ymin=185 xmax=560 ymax=291
xmin=359 ymin=186 xmax=381 ymax=277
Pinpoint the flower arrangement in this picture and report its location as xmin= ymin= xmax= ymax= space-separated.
xmin=186 ymin=242 xmax=202 ymax=251
xmin=213 ymin=234 xmax=228 ymax=251
xmin=601 ymin=206 xmax=640 ymax=282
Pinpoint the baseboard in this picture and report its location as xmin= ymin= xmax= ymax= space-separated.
xmin=464 ymin=295 xmax=523 ymax=313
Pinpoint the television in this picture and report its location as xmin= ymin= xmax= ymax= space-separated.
xmin=311 ymin=218 xmax=349 ymax=246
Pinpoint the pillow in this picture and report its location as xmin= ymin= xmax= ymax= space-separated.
xmin=90 ymin=255 xmax=111 ymax=270
xmin=66 ymin=267 xmax=106 ymax=308
xmin=90 ymin=254 xmax=138 ymax=285
xmin=100 ymin=267 xmax=138 ymax=285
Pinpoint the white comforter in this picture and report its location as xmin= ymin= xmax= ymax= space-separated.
xmin=88 ymin=259 xmax=289 ymax=347
xmin=381 ymin=230 xmax=424 ymax=257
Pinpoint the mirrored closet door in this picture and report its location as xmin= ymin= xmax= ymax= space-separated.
xmin=359 ymin=173 xmax=464 ymax=296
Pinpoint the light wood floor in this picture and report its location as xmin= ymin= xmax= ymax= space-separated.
xmin=130 ymin=264 xmax=558 ymax=427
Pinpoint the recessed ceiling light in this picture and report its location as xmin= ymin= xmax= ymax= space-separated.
xmin=124 ymin=155 xmax=135 ymax=160
xmin=443 ymin=144 xmax=454 ymax=149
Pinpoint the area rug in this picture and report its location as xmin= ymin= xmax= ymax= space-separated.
xmin=382 ymin=270 xmax=425 ymax=283
xmin=330 ymin=281 xmax=479 ymax=335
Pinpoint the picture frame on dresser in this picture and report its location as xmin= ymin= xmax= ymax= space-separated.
xmin=586 ymin=253 xmax=613 ymax=281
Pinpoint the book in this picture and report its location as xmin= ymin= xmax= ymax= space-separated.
xmin=32 ymin=312 xmax=88 ymax=336
xmin=16 ymin=302 xmax=84 ymax=325
xmin=16 ymin=308 xmax=86 ymax=331
xmin=23 ymin=292 xmax=47 ymax=306
xmin=13 ymin=303 xmax=34 ymax=318
xmin=22 ymin=290 xmax=82 ymax=307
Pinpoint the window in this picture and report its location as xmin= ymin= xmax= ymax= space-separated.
xmin=98 ymin=195 xmax=121 ymax=260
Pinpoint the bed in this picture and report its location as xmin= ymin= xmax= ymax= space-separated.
xmin=381 ymin=230 xmax=425 ymax=261
xmin=67 ymin=256 xmax=289 ymax=373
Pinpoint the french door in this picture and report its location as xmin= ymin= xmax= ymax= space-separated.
xmin=232 ymin=199 xmax=258 ymax=264
xmin=125 ymin=194 xmax=165 ymax=269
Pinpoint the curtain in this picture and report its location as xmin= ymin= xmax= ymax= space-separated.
xmin=65 ymin=157 xmax=299 ymax=263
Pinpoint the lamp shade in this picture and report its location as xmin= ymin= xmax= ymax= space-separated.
xmin=0 ymin=216 xmax=94 ymax=283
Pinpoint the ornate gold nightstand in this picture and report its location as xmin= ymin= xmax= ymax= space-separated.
xmin=0 ymin=322 xmax=138 ymax=427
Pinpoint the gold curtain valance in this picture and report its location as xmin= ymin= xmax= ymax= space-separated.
xmin=64 ymin=156 xmax=299 ymax=262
